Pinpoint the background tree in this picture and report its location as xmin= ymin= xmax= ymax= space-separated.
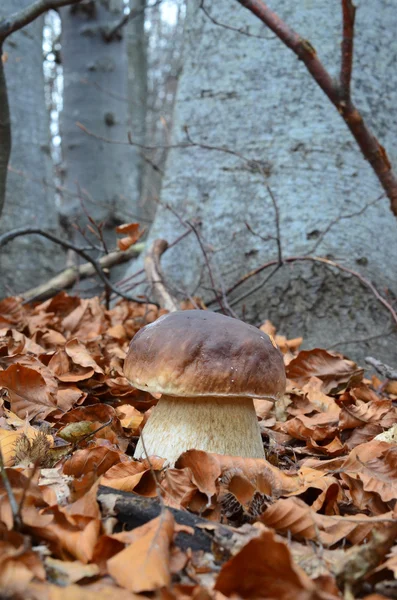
xmin=0 ymin=0 xmax=67 ymax=296
xmin=125 ymin=0 xmax=397 ymax=362
xmin=59 ymin=0 xmax=144 ymax=255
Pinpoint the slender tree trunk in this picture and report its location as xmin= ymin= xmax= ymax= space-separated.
xmin=126 ymin=0 xmax=397 ymax=363
xmin=60 ymin=0 xmax=142 ymax=250
xmin=0 ymin=51 xmax=11 ymax=218
xmin=0 ymin=3 xmax=61 ymax=297
xmin=127 ymin=0 xmax=148 ymax=218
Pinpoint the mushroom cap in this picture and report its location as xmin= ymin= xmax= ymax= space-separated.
xmin=124 ymin=310 xmax=286 ymax=400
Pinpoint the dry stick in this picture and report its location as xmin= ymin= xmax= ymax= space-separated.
xmin=0 ymin=227 xmax=156 ymax=306
xmin=210 ymin=255 xmax=397 ymax=327
xmin=236 ymin=0 xmax=397 ymax=217
xmin=144 ymin=239 xmax=179 ymax=312
xmin=365 ymin=356 xmax=397 ymax=381
xmin=0 ymin=446 xmax=22 ymax=530
xmin=22 ymin=243 xmax=145 ymax=302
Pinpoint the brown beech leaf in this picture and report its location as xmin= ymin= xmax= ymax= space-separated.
xmin=29 ymin=581 xmax=149 ymax=599
xmin=214 ymin=525 xmax=336 ymax=599
xmin=306 ymin=437 xmax=347 ymax=457
xmin=116 ymin=405 xmax=144 ymax=433
xmin=339 ymin=400 xmax=394 ymax=430
xmin=0 ymin=363 xmax=57 ymax=419
xmin=260 ymin=497 xmax=389 ymax=546
xmin=160 ymin=467 xmax=198 ymax=509
xmin=107 ymin=511 xmax=174 ymax=593
xmin=0 ymin=297 xmax=25 ymax=327
xmin=116 ymin=222 xmax=144 ymax=251
xmin=287 ymin=349 xmax=363 ymax=394
xmin=36 ymin=506 xmax=101 ymax=563
xmin=176 ymin=450 xmax=221 ymax=499
xmin=49 ymin=348 xmax=95 ymax=382
xmin=279 ymin=410 xmax=339 ymax=442
xmin=0 ymin=529 xmax=45 ymax=595
xmin=100 ymin=457 xmax=164 ymax=496
xmin=63 ymin=446 xmax=123 ymax=495
xmin=341 ymin=443 xmax=397 ymax=503
xmin=64 ymin=338 xmax=104 ymax=374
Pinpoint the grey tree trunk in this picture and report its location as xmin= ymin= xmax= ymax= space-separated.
xmin=125 ymin=0 xmax=397 ymax=364
xmin=60 ymin=0 xmax=142 ymax=250
xmin=127 ymin=0 xmax=147 ymax=219
xmin=0 ymin=2 xmax=61 ymax=297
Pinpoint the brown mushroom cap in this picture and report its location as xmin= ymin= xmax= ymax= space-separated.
xmin=124 ymin=310 xmax=286 ymax=400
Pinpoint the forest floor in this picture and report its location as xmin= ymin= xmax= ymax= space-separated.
xmin=0 ymin=293 xmax=396 ymax=599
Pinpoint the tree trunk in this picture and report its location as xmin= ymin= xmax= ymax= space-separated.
xmin=0 ymin=2 xmax=61 ymax=297
xmin=127 ymin=0 xmax=148 ymax=219
xmin=125 ymin=0 xmax=397 ymax=364
xmin=60 ymin=0 xmax=142 ymax=250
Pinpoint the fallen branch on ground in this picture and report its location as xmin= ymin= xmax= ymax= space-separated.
xmin=365 ymin=356 xmax=397 ymax=380
xmin=98 ymin=485 xmax=233 ymax=553
xmin=0 ymin=227 xmax=155 ymax=305
xmin=21 ymin=242 xmax=145 ymax=303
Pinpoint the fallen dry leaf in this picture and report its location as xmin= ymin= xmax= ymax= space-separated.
xmin=287 ymin=349 xmax=363 ymax=394
xmin=107 ymin=511 xmax=174 ymax=593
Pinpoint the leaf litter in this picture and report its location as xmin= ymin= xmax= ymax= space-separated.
xmin=0 ymin=293 xmax=396 ymax=598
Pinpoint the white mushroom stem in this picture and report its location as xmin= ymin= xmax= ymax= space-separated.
xmin=134 ymin=395 xmax=265 ymax=466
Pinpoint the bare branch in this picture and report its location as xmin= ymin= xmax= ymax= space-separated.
xmin=340 ymin=0 xmax=356 ymax=101
xmin=0 ymin=227 xmax=156 ymax=305
xmin=22 ymin=242 xmax=145 ymax=303
xmin=266 ymin=186 xmax=282 ymax=265
xmin=365 ymin=356 xmax=397 ymax=380
xmin=144 ymin=239 xmax=179 ymax=312
xmin=209 ymin=254 xmax=397 ymax=328
xmin=200 ymin=0 xmax=274 ymax=40
xmin=186 ymin=220 xmax=230 ymax=317
xmin=0 ymin=0 xmax=83 ymax=41
xmin=236 ymin=0 xmax=397 ymax=217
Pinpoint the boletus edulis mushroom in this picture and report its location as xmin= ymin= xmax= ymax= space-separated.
xmin=124 ymin=310 xmax=286 ymax=465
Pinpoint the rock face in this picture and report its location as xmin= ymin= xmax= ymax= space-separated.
xmin=125 ymin=0 xmax=397 ymax=364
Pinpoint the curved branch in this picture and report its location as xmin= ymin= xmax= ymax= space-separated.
xmin=0 ymin=0 xmax=83 ymax=41
xmin=0 ymin=227 xmax=157 ymax=306
xmin=144 ymin=239 xmax=179 ymax=312
xmin=0 ymin=55 xmax=11 ymax=217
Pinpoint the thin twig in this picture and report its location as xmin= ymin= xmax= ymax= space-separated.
xmin=200 ymin=0 xmax=274 ymax=40
xmin=186 ymin=220 xmax=227 ymax=315
xmin=0 ymin=0 xmax=83 ymax=41
xmin=208 ymin=254 xmax=397 ymax=327
xmin=326 ymin=329 xmax=393 ymax=350
xmin=0 ymin=227 xmax=156 ymax=305
xmin=266 ymin=186 xmax=282 ymax=264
